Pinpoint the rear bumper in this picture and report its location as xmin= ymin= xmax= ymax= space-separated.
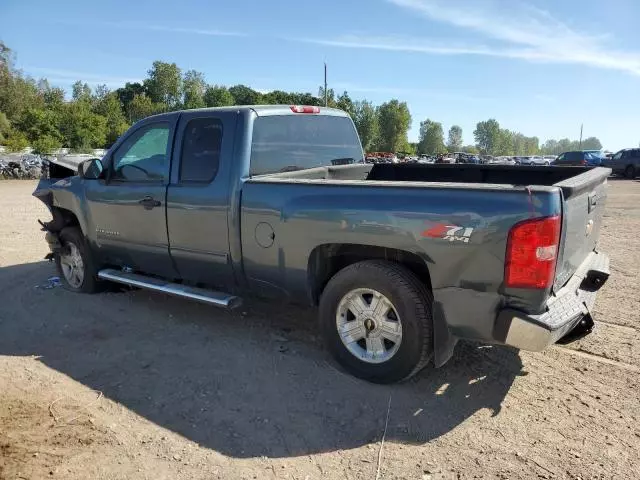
xmin=495 ymin=251 xmax=609 ymax=351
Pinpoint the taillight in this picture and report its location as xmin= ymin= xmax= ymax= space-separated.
xmin=290 ymin=105 xmax=320 ymax=114
xmin=581 ymin=159 xmax=587 ymax=165
xmin=505 ymin=215 xmax=561 ymax=289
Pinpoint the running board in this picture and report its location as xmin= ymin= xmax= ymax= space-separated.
xmin=97 ymin=268 xmax=242 ymax=309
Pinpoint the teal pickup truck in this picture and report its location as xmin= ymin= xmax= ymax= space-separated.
xmin=35 ymin=105 xmax=611 ymax=383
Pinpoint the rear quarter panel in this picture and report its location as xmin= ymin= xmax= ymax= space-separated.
xmin=240 ymin=180 xmax=562 ymax=341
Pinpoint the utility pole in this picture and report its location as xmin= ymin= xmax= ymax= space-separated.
xmin=324 ymin=62 xmax=328 ymax=107
xmin=579 ymin=124 xmax=583 ymax=149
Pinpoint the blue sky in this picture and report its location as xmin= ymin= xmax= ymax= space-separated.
xmin=2 ymin=0 xmax=639 ymax=150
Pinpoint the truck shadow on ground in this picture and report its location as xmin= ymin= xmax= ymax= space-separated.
xmin=0 ymin=261 xmax=524 ymax=459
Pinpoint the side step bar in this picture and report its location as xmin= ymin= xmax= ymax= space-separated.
xmin=97 ymin=268 xmax=242 ymax=309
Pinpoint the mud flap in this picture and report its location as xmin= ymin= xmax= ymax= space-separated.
xmin=433 ymin=301 xmax=458 ymax=367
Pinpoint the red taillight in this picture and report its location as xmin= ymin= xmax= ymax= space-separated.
xmin=505 ymin=215 xmax=561 ymax=289
xmin=290 ymin=105 xmax=320 ymax=114
xmin=581 ymin=159 xmax=588 ymax=165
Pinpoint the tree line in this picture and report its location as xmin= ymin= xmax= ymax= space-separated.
xmin=418 ymin=118 xmax=602 ymax=157
xmin=0 ymin=41 xmax=602 ymax=156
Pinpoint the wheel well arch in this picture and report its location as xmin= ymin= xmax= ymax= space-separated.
xmin=46 ymin=206 xmax=82 ymax=233
xmin=307 ymin=243 xmax=433 ymax=305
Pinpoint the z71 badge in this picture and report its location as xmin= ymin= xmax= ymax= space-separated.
xmin=422 ymin=224 xmax=474 ymax=243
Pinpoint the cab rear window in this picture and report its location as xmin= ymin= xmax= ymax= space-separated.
xmin=250 ymin=115 xmax=363 ymax=176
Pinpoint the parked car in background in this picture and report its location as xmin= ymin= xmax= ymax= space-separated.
xmin=526 ymin=156 xmax=551 ymax=166
xmin=492 ymin=156 xmax=516 ymax=165
xmin=604 ymin=148 xmax=640 ymax=178
xmin=554 ymin=151 xmax=606 ymax=167
xmin=544 ymin=155 xmax=557 ymax=163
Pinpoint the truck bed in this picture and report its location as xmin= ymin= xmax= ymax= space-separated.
xmin=263 ymin=162 xmax=596 ymax=188
xmin=248 ymin=163 xmax=610 ymax=300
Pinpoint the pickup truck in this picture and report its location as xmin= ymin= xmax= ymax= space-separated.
xmin=34 ymin=105 xmax=611 ymax=383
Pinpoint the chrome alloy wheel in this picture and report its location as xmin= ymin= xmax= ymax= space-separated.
xmin=59 ymin=242 xmax=85 ymax=288
xmin=336 ymin=288 xmax=402 ymax=364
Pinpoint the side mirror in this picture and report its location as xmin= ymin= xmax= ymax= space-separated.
xmin=79 ymin=158 xmax=104 ymax=179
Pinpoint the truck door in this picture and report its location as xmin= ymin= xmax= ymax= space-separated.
xmin=84 ymin=117 xmax=177 ymax=278
xmin=166 ymin=110 xmax=238 ymax=288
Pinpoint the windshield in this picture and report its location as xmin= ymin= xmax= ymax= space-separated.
xmin=250 ymin=115 xmax=364 ymax=176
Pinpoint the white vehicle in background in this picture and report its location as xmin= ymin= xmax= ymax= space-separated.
xmin=492 ymin=156 xmax=516 ymax=165
xmin=520 ymin=156 xmax=551 ymax=166
xmin=530 ymin=156 xmax=552 ymax=166
xmin=543 ymin=155 xmax=557 ymax=164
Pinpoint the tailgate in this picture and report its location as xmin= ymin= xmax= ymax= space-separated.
xmin=553 ymin=167 xmax=610 ymax=290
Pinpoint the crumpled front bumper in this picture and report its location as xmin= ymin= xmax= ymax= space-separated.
xmin=495 ymin=251 xmax=610 ymax=351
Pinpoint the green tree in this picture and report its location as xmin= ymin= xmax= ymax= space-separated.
xmin=404 ymin=143 xmax=418 ymax=155
xmin=474 ymin=119 xmax=501 ymax=154
xmin=541 ymin=139 xmax=559 ymax=155
xmin=447 ymin=125 xmax=463 ymax=152
xmin=336 ymin=91 xmax=355 ymax=117
xmin=128 ymin=94 xmax=161 ymax=123
xmin=461 ymin=145 xmax=479 ymax=154
xmin=557 ymin=138 xmax=572 ymax=153
xmin=261 ymin=90 xmax=294 ymax=105
xmin=16 ymin=107 xmax=63 ymax=145
xmin=94 ymin=91 xmax=129 ymax=145
xmin=32 ymin=134 xmax=62 ymax=154
xmin=116 ymin=82 xmax=146 ymax=121
xmin=42 ymin=86 xmax=65 ymax=112
xmin=418 ymin=119 xmax=446 ymax=154
xmin=61 ymin=101 xmax=108 ymax=150
xmin=292 ymin=92 xmax=322 ymax=106
xmin=228 ymin=84 xmax=261 ymax=105
xmin=203 ymin=85 xmax=235 ymax=107
xmin=581 ymin=137 xmax=602 ymax=150
xmin=144 ymin=61 xmax=182 ymax=109
xmin=182 ymin=70 xmax=207 ymax=109
xmin=523 ymin=136 xmax=539 ymax=155
xmin=5 ymin=130 xmax=28 ymax=152
xmin=495 ymin=129 xmax=514 ymax=155
xmin=377 ymin=100 xmax=411 ymax=152
xmin=0 ymin=111 xmax=10 ymax=143
xmin=352 ymin=100 xmax=379 ymax=152
xmin=72 ymin=81 xmax=92 ymax=103
xmin=317 ymin=86 xmax=337 ymax=108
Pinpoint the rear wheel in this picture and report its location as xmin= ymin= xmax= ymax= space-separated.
xmin=55 ymin=227 xmax=101 ymax=293
xmin=319 ymin=260 xmax=434 ymax=383
xmin=625 ymin=165 xmax=636 ymax=179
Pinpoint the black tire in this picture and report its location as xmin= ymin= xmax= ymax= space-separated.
xmin=318 ymin=260 xmax=434 ymax=384
xmin=55 ymin=226 xmax=101 ymax=293
xmin=624 ymin=165 xmax=636 ymax=179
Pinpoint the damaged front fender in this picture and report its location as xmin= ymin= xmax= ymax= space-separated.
xmin=33 ymin=173 xmax=90 ymax=263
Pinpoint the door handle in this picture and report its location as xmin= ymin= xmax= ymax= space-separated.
xmin=139 ymin=196 xmax=161 ymax=210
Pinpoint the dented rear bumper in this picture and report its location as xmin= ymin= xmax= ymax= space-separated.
xmin=495 ymin=251 xmax=609 ymax=351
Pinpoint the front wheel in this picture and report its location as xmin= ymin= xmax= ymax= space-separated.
xmin=625 ymin=165 xmax=636 ymax=179
xmin=55 ymin=227 xmax=101 ymax=293
xmin=319 ymin=260 xmax=434 ymax=383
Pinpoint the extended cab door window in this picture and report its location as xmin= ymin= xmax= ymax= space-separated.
xmin=112 ymin=123 xmax=170 ymax=182
xmin=179 ymin=118 xmax=223 ymax=183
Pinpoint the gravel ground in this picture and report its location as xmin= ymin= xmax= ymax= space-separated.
xmin=0 ymin=179 xmax=638 ymax=480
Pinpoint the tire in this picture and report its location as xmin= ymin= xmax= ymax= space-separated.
xmin=624 ymin=165 xmax=636 ymax=179
xmin=318 ymin=260 xmax=434 ymax=383
xmin=55 ymin=226 xmax=101 ymax=293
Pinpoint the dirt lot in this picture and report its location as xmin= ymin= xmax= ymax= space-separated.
xmin=0 ymin=179 xmax=638 ymax=480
